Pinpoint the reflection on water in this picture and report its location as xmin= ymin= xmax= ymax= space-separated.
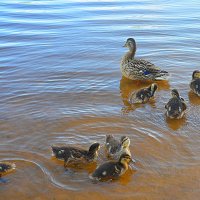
xmin=1 ymin=0 xmax=200 ymax=199
xmin=188 ymin=90 xmax=200 ymax=105
xmin=120 ymin=76 xmax=170 ymax=102
xmin=120 ymin=76 xmax=170 ymax=114
xmin=165 ymin=115 xmax=187 ymax=131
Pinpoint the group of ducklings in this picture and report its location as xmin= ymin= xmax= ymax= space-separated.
xmin=1 ymin=37 xmax=200 ymax=183
xmin=121 ymin=38 xmax=200 ymax=119
xmin=51 ymin=135 xmax=133 ymax=181
xmin=0 ymin=136 xmax=132 ymax=182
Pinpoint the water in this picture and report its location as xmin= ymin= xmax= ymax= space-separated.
xmin=0 ymin=0 xmax=200 ymax=199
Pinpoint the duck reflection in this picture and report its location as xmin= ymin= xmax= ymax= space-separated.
xmin=118 ymin=167 xmax=136 ymax=185
xmin=120 ymin=76 xmax=170 ymax=114
xmin=165 ymin=115 xmax=187 ymax=131
xmin=188 ymin=90 xmax=200 ymax=105
xmin=51 ymin=157 xmax=97 ymax=174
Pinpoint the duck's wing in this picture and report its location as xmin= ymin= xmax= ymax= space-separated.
xmin=91 ymin=162 xmax=121 ymax=179
xmin=135 ymin=89 xmax=151 ymax=102
xmin=129 ymin=88 xmax=150 ymax=104
xmin=137 ymin=59 xmax=160 ymax=70
xmin=70 ymin=148 xmax=88 ymax=158
xmin=51 ymin=146 xmax=87 ymax=160
xmin=126 ymin=59 xmax=169 ymax=80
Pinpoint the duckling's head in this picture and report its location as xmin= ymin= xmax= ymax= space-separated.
xmin=123 ymin=38 xmax=136 ymax=51
xmin=171 ymin=89 xmax=180 ymax=98
xmin=88 ymin=143 xmax=101 ymax=154
xmin=119 ymin=153 xmax=132 ymax=165
xmin=148 ymin=83 xmax=158 ymax=96
xmin=105 ymin=134 xmax=114 ymax=143
xmin=120 ymin=136 xmax=130 ymax=149
xmin=192 ymin=70 xmax=200 ymax=79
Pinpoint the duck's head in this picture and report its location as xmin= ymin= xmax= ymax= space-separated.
xmin=120 ymin=136 xmax=130 ymax=149
xmin=171 ymin=89 xmax=180 ymax=98
xmin=148 ymin=83 xmax=158 ymax=96
xmin=88 ymin=143 xmax=101 ymax=154
xmin=119 ymin=153 xmax=132 ymax=165
xmin=123 ymin=38 xmax=136 ymax=51
xmin=192 ymin=70 xmax=200 ymax=79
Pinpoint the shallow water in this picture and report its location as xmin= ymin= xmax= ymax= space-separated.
xmin=0 ymin=0 xmax=200 ymax=199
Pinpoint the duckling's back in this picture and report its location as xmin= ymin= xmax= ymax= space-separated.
xmin=166 ymin=98 xmax=186 ymax=118
xmin=91 ymin=161 xmax=123 ymax=180
xmin=190 ymin=78 xmax=200 ymax=96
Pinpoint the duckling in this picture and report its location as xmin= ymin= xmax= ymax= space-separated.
xmin=190 ymin=70 xmax=200 ymax=96
xmin=90 ymin=153 xmax=131 ymax=181
xmin=120 ymin=38 xmax=169 ymax=81
xmin=165 ymin=89 xmax=187 ymax=119
xmin=51 ymin=143 xmax=100 ymax=167
xmin=105 ymin=135 xmax=131 ymax=160
xmin=129 ymin=83 xmax=158 ymax=104
xmin=0 ymin=162 xmax=16 ymax=177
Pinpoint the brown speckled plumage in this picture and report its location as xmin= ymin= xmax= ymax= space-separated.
xmin=165 ymin=89 xmax=187 ymax=119
xmin=120 ymin=38 xmax=169 ymax=81
xmin=90 ymin=153 xmax=131 ymax=181
xmin=51 ymin=143 xmax=100 ymax=167
xmin=129 ymin=83 xmax=158 ymax=104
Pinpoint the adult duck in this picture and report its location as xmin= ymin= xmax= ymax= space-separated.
xmin=120 ymin=38 xmax=169 ymax=81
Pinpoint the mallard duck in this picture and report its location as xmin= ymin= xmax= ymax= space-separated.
xmin=90 ymin=153 xmax=131 ymax=181
xmin=0 ymin=162 xmax=16 ymax=177
xmin=190 ymin=70 xmax=200 ymax=96
xmin=129 ymin=83 xmax=158 ymax=104
xmin=120 ymin=38 xmax=169 ymax=81
xmin=105 ymin=135 xmax=131 ymax=160
xmin=165 ymin=89 xmax=187 ymax=119
xmin=51 ymin=143 xmax=100 ymax=167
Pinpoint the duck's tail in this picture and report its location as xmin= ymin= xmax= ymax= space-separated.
xmin=154 ymin=70 xmax=169 ymax=80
